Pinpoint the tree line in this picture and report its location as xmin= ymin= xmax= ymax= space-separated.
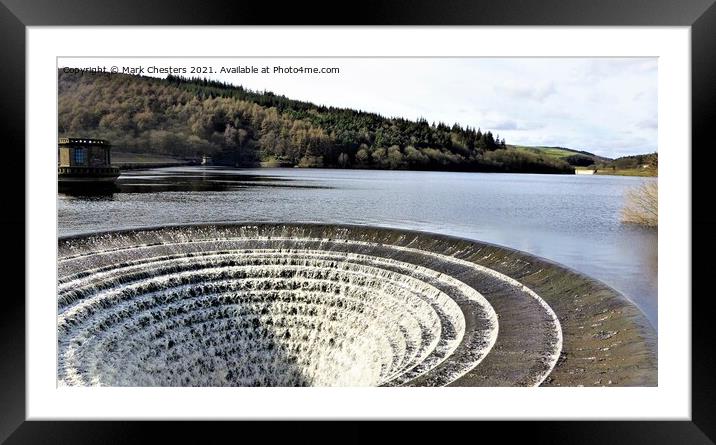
xmin=58 ymin=71 xmax=574 ymax=174
xmin=591 ymin=153 xmax=658 ymax=171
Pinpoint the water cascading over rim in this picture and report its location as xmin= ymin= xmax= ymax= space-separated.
xmin=57 ymin=223 xmax=657 ymax=387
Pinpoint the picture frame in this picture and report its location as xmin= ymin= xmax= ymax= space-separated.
xmin=3 ymin=0 xmax=714 ymax=442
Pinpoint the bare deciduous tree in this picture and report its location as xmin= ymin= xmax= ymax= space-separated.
xmin=622 ymin=180 xmax=658 ymax=227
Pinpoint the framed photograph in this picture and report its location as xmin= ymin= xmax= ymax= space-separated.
xmin=4 ymin=0 xmax=714 ymax=442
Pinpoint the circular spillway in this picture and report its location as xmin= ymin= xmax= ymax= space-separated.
xmin=57 ymin=224 xmax=657 ymax=387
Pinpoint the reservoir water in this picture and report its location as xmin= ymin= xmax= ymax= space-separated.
xmin=57 ymin=166 xmax=658 ymax=329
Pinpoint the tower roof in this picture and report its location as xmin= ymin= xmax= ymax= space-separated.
xmin=59 ymin=138 xmax=111 ymax=146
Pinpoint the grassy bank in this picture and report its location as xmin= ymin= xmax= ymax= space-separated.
xmin=593 ymin=167 xmax=657 ymax=177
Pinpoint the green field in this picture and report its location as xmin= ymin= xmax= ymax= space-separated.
xmin=511 ymin=145 xmax=657 ymax=176
xmin=509 ymin=145 xmax=609 ymax=161
xmin=510 ymin=145 xmax=580 ymax=158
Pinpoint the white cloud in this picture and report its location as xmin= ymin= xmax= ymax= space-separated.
xmin=495 ymin=81 xmax=557 ymax=103
xmin=486 ymin=119 xmax=545 ymax=132
xmin=636 ymin=118 xmax=658 ymax=130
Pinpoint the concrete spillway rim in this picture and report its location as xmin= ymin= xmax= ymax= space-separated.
xmin=58 ymin=221 xmax=655 ymax=335
xmin=58 ymin=221 xmax=657 ymax=387
xmin=57 ymin=220 xmax=654 ymax=323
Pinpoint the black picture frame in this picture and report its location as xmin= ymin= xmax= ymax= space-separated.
xmin=2 ymin=0 xmax=714 ymax=443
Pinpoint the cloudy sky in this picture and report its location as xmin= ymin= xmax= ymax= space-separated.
xmin=61 ymin=57 xmax=657 ymax=158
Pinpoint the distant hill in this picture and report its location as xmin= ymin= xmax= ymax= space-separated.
xmin=593 ymin=152 xmax=658 ymax=176
xmin=509 ymin=145 xmax=612 ymax=167
xmin=58 ymin=70 xmax=574 ymax=174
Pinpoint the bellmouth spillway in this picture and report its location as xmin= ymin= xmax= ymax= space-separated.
xmin=57 ymin=224 xmax=657 ymax=387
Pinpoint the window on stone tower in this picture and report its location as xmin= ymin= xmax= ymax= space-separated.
xmin=73 ymin=147 xmax=86 ymax=165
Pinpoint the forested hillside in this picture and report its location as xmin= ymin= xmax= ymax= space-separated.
xmin=592 ymin=152 xmax=658 ymax=176
xmin=58 ymin=71 xmax=574 ymax=173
